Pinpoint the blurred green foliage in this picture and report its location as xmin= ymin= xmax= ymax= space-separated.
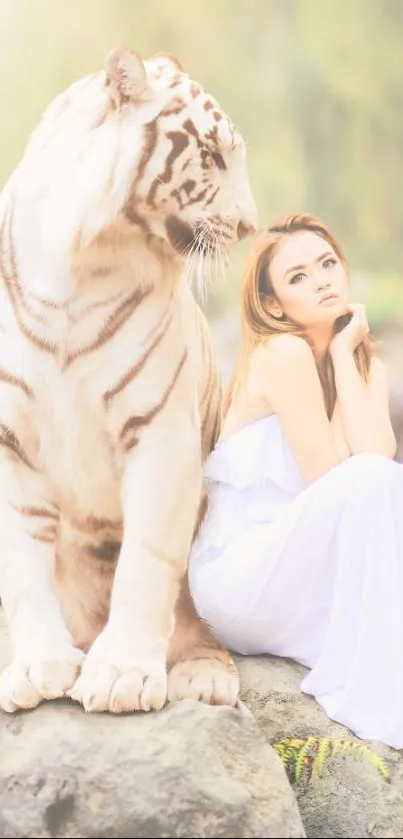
xmin=0 ymin=0 xmax=401 ymax=323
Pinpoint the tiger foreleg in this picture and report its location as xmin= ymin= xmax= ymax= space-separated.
xmin=167 ymin=574 xmax=239 ymax=706
xmin=0 ymin=458 xmax=84 ymax=713
xmin=68 ymin=423 xmax=202 ymax=713
xmin=165 ymin=354 xmax=239 ymax=707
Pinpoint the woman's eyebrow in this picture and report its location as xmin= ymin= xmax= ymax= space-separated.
xmin=284 ymin=251 xmax=333 ymax=278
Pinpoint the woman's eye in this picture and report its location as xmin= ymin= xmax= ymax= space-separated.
xmin=323 ymin=257 xmax=337 ymax=270
xmin=290 ymin=273 xmax=305 ymax=284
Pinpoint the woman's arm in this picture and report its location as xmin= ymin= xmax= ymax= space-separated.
xmin=331 ymin=349 xmax=396 ymax=458
xmin=251 ymin=334 xmax=348 ymax=485
xmin=330 ymin=400 xmax=351 ymax=460
xmin=330 ymin=304 xmax=396 ymax=458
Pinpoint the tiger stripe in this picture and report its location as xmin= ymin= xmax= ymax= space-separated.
xmin=148 ymin=131 xmax=189 ymax=207
xmin=0 ymin=423 xmax=35 ymax=470
xmin=70 ymin=290 xmax=125 ymax=323
xmin=64 ymin=285 xmax=153 ymax=368
xmin=160 ymin=101 xmax=186 ymax=118
xmin=119 ymin=349 xmax=187 ymax=452
xmin=32 ymin=526 xmax=58 ymax=544
xmin=103 ymin=308 xmax=173 ymax=407
xmin=11 ymin=504 xmax=59 ymax=520
xmin=0 ymin=210 xmax=57 ymax=354
xmin=1 ymin=207 xmax=51 ymax=326
xmin=123 ymin=119 xmax=158 ymax=222
xmin=71 ymin=516 xmax=122 ymax=534
xmin=0 ymin=366 xmax=34 ymax=400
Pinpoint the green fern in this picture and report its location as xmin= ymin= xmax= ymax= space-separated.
xmin=272 ymin=736 xmax=390 ymax=785
xmin=314 ymin=735 xmax=333 ymax=779
xmin=295 ymin=736 xmax=315 ymax=782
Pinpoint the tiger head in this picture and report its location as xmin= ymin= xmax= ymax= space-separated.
xmin=17 ymin=47 xmax=258 ymax=282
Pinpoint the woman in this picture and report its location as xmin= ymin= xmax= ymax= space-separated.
xmin=189 ymin=213 xmax=403 ymax=748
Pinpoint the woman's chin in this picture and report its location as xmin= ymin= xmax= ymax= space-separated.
xmin=319 ymin=301 xmax=349 ymax=322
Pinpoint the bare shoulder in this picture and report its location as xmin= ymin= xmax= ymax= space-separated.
xmin=253 ymin=334 xmax=315 ymax=374
xmin=250 ymin=333 xmax=342 ymax=483
xmin=249 ymin=334 xmax=321 ymax=404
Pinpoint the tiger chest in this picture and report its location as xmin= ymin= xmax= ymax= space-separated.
xmin=32 ymin=366 xmax=121 ymax=515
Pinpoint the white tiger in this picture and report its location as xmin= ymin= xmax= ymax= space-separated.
xmin=0 ymin=47 xmax=257 ymax=714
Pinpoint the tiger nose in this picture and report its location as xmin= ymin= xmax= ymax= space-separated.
xmin=237 ymin=220 xmax=256 ymax=241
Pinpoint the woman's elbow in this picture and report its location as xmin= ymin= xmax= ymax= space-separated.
xmin=352 ymin=431 xmax=397 ymax=460
xmin=382 ymin=432 xmax=397 ymax=460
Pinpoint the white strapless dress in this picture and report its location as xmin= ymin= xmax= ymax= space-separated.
xmin=188 ymin=414 xmax=403 ymax=748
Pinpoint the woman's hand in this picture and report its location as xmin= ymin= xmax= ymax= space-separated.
xmin=330 ymin=303 xmax=369 ymax=357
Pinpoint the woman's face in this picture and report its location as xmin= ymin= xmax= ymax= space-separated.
xmin=266 ymin=231 xmax=350 ymax=329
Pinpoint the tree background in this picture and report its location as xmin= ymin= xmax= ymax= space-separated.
xmin=0 ymin=0 xmax=401 ymax=412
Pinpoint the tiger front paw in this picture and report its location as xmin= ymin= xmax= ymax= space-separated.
xmin=0 ymin=646 xmax=85 ymax=713
xmin=68 ymin=630 xmax=168 ymax=714
xmin=167 ymin=655 xmax=239 ymax=706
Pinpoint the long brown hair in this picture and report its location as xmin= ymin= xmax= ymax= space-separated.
xmin=222 ymin=213 xmax=373 ymax=420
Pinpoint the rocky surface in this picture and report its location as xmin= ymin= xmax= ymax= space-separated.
xmin=0 ymin=614 xmax=304 ymax=839
xmin=2 ymin=612 xmax=403 ymax=837
xmin=236 ymin=654 xmax=403 ymax=838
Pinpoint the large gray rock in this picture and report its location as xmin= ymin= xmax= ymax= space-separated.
xmin=3 ymin=617 xmax=403 ymax=839
xmin=236 ymin=654 xmax=403 ymax=838
xmin=0 ymin=615 xmax=304 ymax=839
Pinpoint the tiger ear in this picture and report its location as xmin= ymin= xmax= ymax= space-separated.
xmin=150 ymin=52 xmax=184 ymax=72
xmin=104 ymin=47 xmax=149 ymax=107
